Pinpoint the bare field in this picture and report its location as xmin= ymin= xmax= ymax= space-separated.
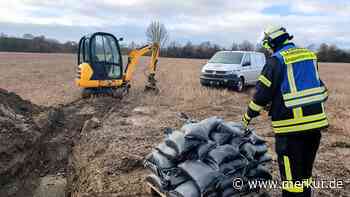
xmin=1 ymin=52 xmax=350 ymax=196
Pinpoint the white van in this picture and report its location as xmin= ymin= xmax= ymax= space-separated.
xmin=200 ymin=51 xmax=266 ymax=91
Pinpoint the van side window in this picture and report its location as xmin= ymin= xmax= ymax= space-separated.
xmin=243 ymin=54 xmax=251 ymax=66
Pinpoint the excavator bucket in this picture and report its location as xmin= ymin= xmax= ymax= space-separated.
xmin=144 ymin=73 xmax=159 ymax=93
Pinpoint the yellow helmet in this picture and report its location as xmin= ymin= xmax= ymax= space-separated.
xmin=261 ymin=26 xmax=293 ymax=49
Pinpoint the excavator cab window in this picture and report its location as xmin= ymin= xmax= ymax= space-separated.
xmin=91 ymin=33 xmax=123 ymax=80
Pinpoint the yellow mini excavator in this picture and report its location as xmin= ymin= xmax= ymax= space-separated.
xmin=75 ymin=32 xmax=160 ymax=98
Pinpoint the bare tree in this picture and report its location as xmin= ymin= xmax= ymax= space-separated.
xmin=146 ymin=21 xmax=169 ymax=46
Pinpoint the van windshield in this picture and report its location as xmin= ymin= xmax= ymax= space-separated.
xmin=209 ymin=52 xmax=244 ymax=64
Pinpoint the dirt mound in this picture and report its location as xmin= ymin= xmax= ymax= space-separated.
xmin=0 ymin=89 xmax=119 ymax=197
xmin=0 ymin=88 xmax=43 ymax=187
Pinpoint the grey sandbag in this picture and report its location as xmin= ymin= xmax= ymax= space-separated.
xmin=257 ymin=153 xmax=272 ymax=163
xmin=240 ymin=142 xmax=257 ymax=161
xmin=156 ymin=142 xmax=178 ymax=160
xmin=165 ymin=130 xmax=186 ymax=155
xmin=179 ymin=160 xmax=224 ymax=194
xmin=247 ymin=165 xmax=272 ymax=180
xmin=197 ymin=140 xmax=217 ymax=160
xmin=253 ymin=143 xmax=268 ymax=156
xmin=167 ymin=180 xmax=200 ymax=197
xmin=206 ymin=145 xmax=240 ymax=167
xmin=145 ymin=150 xmax=176 ymax=169
xmin=145 ymin=173 xmax=167 ymax=191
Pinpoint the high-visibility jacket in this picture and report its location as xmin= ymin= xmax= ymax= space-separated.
xmin=245 ymin=43 xmax=329 ymax=134
xmin=273 ymin=45 xmax=328 ymax=108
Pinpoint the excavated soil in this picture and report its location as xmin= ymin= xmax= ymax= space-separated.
xmin=0 ymin=88 xmax=120 ymax=197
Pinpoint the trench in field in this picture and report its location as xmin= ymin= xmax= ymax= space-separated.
xmin=0 ymin=89 xmax=126 ymax=197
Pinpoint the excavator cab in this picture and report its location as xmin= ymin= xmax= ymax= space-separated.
xmin=76 ymin=32 xmax=126 ymax=97
xmin=77 ymin=32 xmax=123 ymax=81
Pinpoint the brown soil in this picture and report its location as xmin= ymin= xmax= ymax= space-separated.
xmin=0 ymin=52 xmax=349 ymax=197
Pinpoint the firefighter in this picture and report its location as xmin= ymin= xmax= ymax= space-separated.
xmin=242 ymin=26 xmax=328 ymax=197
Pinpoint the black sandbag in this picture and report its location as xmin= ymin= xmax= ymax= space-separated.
xmin=230 ymin=135 xmax=247 ymax=147
xmin=205 ymin=145 xmax=240 ymax=167
xmin=156 ymin=142 xmax=178 ymax=160
xmin=167 ymin=172 xmax=189 ymax=188
xmin=218 ymin=122 xmax=245 ymax=137
xmin=165 ymin=130 xmax=186 ymax=155
xmin=199 ymin=116 xmax=224 ymax=133
xmin=257 ymin=153 xmax=272 ymax=163
xmin=240 ymin=142 xmax=257 ymax=161
xmin=197 ymin=140 xmax=217 ymax=160
xmin=210 ymin=131 xmax=232 ymax=145
xmin=179 ymin=160 xmax=224 ymax=194
xmin=247 ymin=165 xmax=272 ymax=180
xmin=164 ymin=127 xmax=174 ymax=136
xmin=183 ymin=136 xmax=207 ymax=153
xmin=167 ymin=180 xmax=200 ymax=197
xmin=144 ymin=158 xmax=175 ymax=184
xmin=182 ymin=123 xmax=209 ymax=140
xmin=145 ymin=150 xmax=176 ymax=169
xmin=253 ymin=144 xmax=268 ymax=156
xmin=222 ymin=187 xmax=240 ymax=197
xmin=183 ymin=124 xmax=210 ymax=152
xmin=145 ymin=173 xmax=167 ymax=192
xmin=247 ymin=130 xmax=266 ymax=145
xmin=219 ymin=156 xmax=248 ymax=175
xmin=182 ymin=117 xmax=224 ymax=151
xmin=206 ymin=192 xmax=220 ymax=197
xmin=181 ymin=116 xmax=223 ymax=135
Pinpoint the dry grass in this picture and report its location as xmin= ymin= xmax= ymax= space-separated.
xmin=319 ymin=63 xmax=350 ymax=133
xmin=1 ymin=52 xmax=350 ymax=196
xmin=0 ymin=52 xmax=80 ymax=106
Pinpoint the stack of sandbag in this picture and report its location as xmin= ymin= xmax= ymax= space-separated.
xmin=144 ymin=117 xmax=272 ymax=197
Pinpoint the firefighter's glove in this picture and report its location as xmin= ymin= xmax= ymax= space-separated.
xmin=241 ymin=113 xmax=251 ymax=130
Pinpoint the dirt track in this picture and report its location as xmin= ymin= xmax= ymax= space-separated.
xmin=0 ymin=52 xmax=350 ymax=196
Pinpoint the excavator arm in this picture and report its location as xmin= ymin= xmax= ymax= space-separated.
xmin=123 ymin=43 xmax=160 ymax=91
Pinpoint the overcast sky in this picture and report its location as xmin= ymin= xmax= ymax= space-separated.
xmin=1 ymin=0 xmax=350 ymax=48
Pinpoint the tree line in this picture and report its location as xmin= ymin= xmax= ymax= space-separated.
xmin=158 ymin=41 xmax=350 ymax=63
xmin=1 ymin=33 xmax=350 ymax=63
xmin=0 ymin=33 xmax=77 ymax=53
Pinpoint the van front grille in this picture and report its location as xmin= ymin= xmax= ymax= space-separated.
xmin=202 ymin=74 xmax=226 ymax=78
xmin=215 ymin=71 xmax=227 ymax=75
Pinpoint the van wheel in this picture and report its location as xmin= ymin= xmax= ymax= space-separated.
xmin=236 ymin=77 xmax=245 ymax=92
